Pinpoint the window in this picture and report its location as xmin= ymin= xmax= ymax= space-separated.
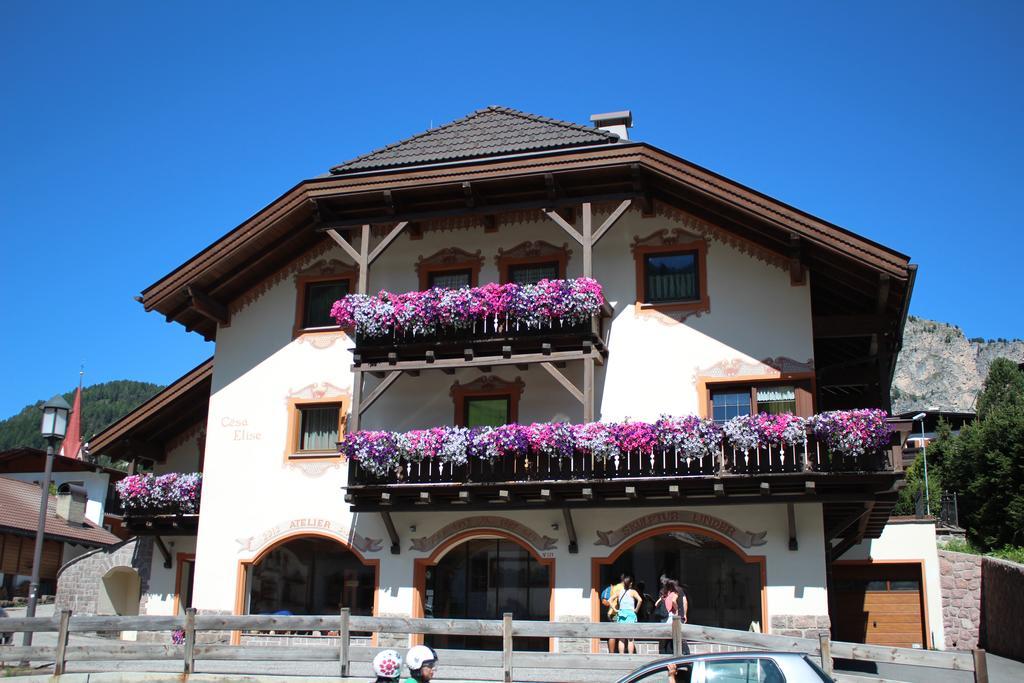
xmin=451 ymin=376 xmax=524 ymax=427
xmin=700 ymin=658 xmax=785 ymax=683
xmin=707 ymin=382 xmax=812 ymax=423
xmin=464 ymin=396 xmax=511 ymax=428
xmin=416 ymin=247 xmax=483 ymax=290
xmin=299 ymin=405 xmax=341 ymax=451
xmin=293 ymin=272 xmax=354 ymax=337
xmin=496 ymin=240 xmax=570 ymax=284
xmin=644 ymin=251 xmax=699 ymax=303
xmin=506 ymin=261 xmax=560 ymax=285
xmin=427 ymin=268 xmax=473 ymax=289
xmin=286 ymin=399 xmax=347 ymax=458
xmin=632 ymin=238 xmax=709 ymax=314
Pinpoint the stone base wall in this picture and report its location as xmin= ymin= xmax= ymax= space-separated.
xmin=938 ymin=549 xmax=981 ymax=650
xmin=54 ymin=537 xmax=153 ymax=616
xmin=770 ymin=614 xmax=831 ymax=639
xmin=555 ymin=615 xmax=590 ymax=654
xmin=981 ymin=556 xmax=1024 ymax=661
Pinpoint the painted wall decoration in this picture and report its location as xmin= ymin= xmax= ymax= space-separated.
xmin=694 ymin=356 xmax=814 ymax=381
xmin=236 ymin=517 xmax=384 ymax=555
xmin=410 ymin=516 xmax=558 ymax=556
xmin=595 ymin=511 xmax=767 ymax=549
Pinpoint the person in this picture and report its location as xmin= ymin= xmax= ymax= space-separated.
xmin=613 ymin=574 xmax=643 ymax=654
xmin=636 ymin=580 xmax=655 ymax=623
xmin=0 ymin=607 xmax=11 ymax=645
xmin=600 ymin=573 xmax=625 ymax=654
xmin=403 ymin=644 xmax=438 ymax=683
xmin=655 ymin=576 xmax=685 ymax=655
xmin=372 ymin=649 xmax=403 ymax=682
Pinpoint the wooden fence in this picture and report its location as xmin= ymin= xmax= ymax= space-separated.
xmin=0 ymin=611 xmax=988 ymax=683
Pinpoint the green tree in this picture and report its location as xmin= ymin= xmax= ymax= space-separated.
xmin=940 ymin=358 xmax=1024 ymax=550
xmin=893 ymin=420 xmax=952 ymax=516
xmin=0 ymin=380 xmax=163 ymax=451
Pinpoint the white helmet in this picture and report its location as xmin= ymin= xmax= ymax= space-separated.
xmin=405 ymin=644 xmax=438 ymax=672
xmin=372 ymin=649 xmax=403 ymax=679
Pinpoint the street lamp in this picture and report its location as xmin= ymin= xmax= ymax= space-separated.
xmin=911 ymin=412 xmax=930 ymax=517
xmin=23 ymin=395 xmax=71 ymax=648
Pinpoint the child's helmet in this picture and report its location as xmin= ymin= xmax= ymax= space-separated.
xmin=372 ymin=649 xmax=403 ymax=679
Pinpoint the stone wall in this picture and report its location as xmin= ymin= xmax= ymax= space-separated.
xmin=981 ymin=556 xmax=1024 ymax=661
xmin=770 ymin=614 xmax=831 ymax=640
xmin=938 ymin=549 xmax=981 ymax=650
xmin=54 ymin=538 xmax=153 ymax=616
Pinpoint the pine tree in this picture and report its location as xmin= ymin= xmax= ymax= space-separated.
xmin=940 ymin=358 xmax=1024 ymax=550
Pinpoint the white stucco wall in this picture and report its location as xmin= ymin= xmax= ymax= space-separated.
xmin=840 ymin=519 xmax=945 ymax=649
xmin=190 ymin=206 xmax=827 ymax=627
xmin=4 ymin=470 xmax=110 ymax=525
xmin=143 ymin=535 xmax=197 ymax=616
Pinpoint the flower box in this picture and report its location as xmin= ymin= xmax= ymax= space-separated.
xmin=115 ymin=472 xmax=202 ymax=516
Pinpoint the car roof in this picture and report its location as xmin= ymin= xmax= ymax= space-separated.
xmin=623 ymin=652 xmax=807 ymax=679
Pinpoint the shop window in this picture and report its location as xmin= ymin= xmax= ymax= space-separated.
xmin=425 ymin=538 xmax=549 ymax=651
xmin=496 ymin=241 xmax=570 ymax=284
xmin=245 ymin=536 xmax=374 ymax=618
xmin=451 ymin=376 xmax=524 ymax=427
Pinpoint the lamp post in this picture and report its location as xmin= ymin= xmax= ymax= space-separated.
xmin=911 ymin=412 xmax=930 ymax=516
xmin=22 ymin=395 xmax=71 ymax=648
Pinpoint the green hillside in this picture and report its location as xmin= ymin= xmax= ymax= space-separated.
xmin=0 ymin=380 xmax=164 ymax=451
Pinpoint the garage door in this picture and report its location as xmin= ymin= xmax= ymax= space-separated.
xmin=831 ymin=563 xmax=926 ymax=649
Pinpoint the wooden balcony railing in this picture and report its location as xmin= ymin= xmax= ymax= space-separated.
xmin=352 ymin=304 xmax=612 ymax=365
xmin=348 ymin=430 xmax=896 ymax=488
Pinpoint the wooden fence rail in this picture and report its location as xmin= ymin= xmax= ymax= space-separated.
xmin=0 ymin=610 xmax=987 ymax=683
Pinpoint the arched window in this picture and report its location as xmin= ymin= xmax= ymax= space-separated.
xmin=597 ymin=530 xmax=763 ymax=631
xmin=245 ymin=536 xmax=375 ymax=617
xmin=424 ymin=537 xmax=550 ymax=651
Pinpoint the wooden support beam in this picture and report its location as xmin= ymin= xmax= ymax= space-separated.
xmin=582 ymin=202 xmax=593 ymax=278
xmin=787 ymin=503 xmax=798 ymax=551
xmin=592 ymin=199 xmax=632 ymax=245
xmin=501 ymin=345 xmax=512 ymax=359
xmin=583 ymin=355 xmax=595 ymax=423
xmin=462 ymin=181 xmax=478 ymax=208
xmin=353 ymin=348 xmax=601 ymax=373
xmin=483 ymin=215 xmax=498 ymax=233
xmin=380 ymin=492 xmax=391 ymax=506
xmin=348 ymin=372 xmax=363 ymax=432
xmin=544 ymin=173 xmax=559 ymax=201
xmin=544 ymin=208 xmax=584 ymax=244
xmin=154 ymin=536 xmax=172 ymax=569
xmin=496 ymin=489 xmax=512 ymax=504
xmin=382 ymin=190 xmax=396 ymax=215
xmin=515 ymin=364 xmax=529 ymax=371
xmin=325 ymin=228 xmax=362 ymax=265
xmin=669 ymin=484 xmax=681 ymax=499
xmin=805 ymin=481 xmax=816 ymax=495
xmin=626 ymin=486 xmax=638 ymax=500
xmin=562 ymin=507 xmax=578 ymax=554
xmin=788 ymin=235 xmax=805 ymax=286
xmin=540 ymin=489 xmax=553 ymax=502
xmin=368 ymin=222 xmax=409 ymax=264
xmin=464 ymin=348 xmax=474 ymax=361
xmin=380 ymin=511 xmax=400 ymax=555
xmin=540 ymin=362 xmax=584 ymax=403
xmin=442 ymin=368 xmax=455 ymax=375
xmin=185 ymin=286 xmax=230 ymax=325
xmin=714 ymin=482 xmax=726 ymax=497
xmin=359 ymin=371 xmax=401 ymax=415
xmin=357 ymin=224 xmax=370 ymax=294
xmin=406 ymin=370 xmax=420 ymax=377
xmin=825 ymin=504 xmax=871 ymax=541
xmin=457 ymin=490 xmax=472 ymax=504
xmin=830 ymin=535 xmax=860 ymax=561
xmin=582 ymin=487 xmax=594 ymax=501
xmin=760 ymin=482 xmax=771 ymax=496
xmin=631 ymin=163 xmax=654 ymax=216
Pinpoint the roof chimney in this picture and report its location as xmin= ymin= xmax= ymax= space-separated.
xmin=590 ymin=110 xmax=632 ymax=140
xmin=56 ymin=482 xmax=88 ymax=526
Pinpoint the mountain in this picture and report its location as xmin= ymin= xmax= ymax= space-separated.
xmin=0 ymin=380 xmax=164 ymax=451
xmin=892 ymin=316 xmax=1024 ymax=414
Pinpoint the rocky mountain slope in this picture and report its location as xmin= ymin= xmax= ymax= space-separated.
xmin=892 ymin=316 xmax=1024 ymax=414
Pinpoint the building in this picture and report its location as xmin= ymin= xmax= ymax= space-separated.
xmin=0 ymin=476 xmax=120 ymax=600
xmin=61 ymin=107 xmax=947 ymax=650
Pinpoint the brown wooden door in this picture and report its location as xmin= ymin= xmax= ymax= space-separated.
xmin=831 ymin=563 xmax=926 ymax=649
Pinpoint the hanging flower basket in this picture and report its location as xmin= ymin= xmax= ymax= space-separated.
xmin=115 ymin=473 xmax=202 ymax=514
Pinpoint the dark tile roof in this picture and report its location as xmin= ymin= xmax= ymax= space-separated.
xmin=0 ymin=476 xmax=120 ymax=547
xmin=330 ymin=106 xmax=623 ymax=174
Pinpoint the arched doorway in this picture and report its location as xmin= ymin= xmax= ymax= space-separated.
xmin=98 ymin=566 xmax=141 ymax=616
xmin=244 ymin=535 xmax=376 ymax=617
xmin=420 ymin=534 xmax=551 ymax=651
xmin=595 ymin=527 xmax=764 ymax=631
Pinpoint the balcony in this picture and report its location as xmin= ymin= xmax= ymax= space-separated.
xmin=114 ymin=472 xmax=202 ymax=535
xmin=334 ymin=278 xmax=611 ymax=368
xmin=343 ymin=414 xmax=910 ymax=512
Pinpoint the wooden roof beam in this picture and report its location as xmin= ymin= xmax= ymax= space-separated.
xmin=184 ymin=286 xmax=229 ymax=326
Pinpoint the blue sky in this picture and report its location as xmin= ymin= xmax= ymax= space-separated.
xmin=1 ymin=1 xmax=1021 ymax=420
